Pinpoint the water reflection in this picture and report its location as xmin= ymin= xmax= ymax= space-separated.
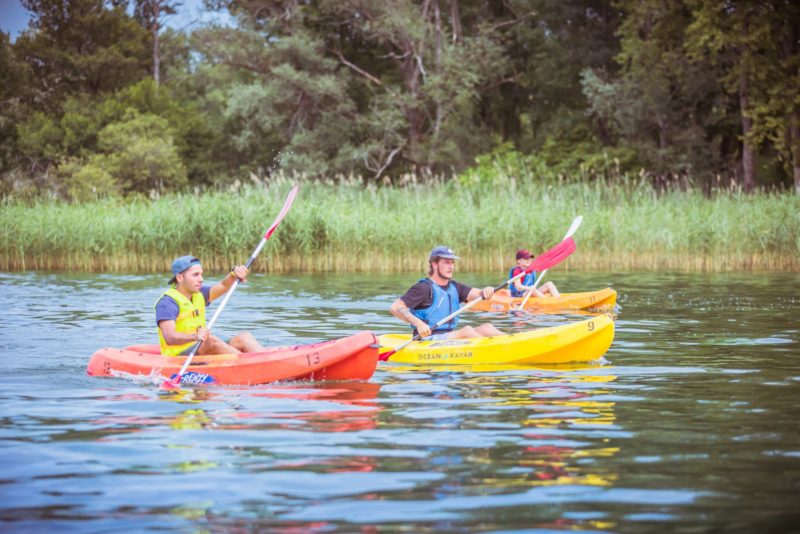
xmin=376 ymin=363 xmax=622 ymax=516
xmin=90 ymin=382 xmax=383 ymax=438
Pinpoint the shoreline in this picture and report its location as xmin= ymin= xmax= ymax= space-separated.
xmin=2 ymin=250 xmax=796 ymax=273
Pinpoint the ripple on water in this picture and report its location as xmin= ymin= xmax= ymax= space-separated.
xmin=1 ymin=271 xmax=799 ymax=530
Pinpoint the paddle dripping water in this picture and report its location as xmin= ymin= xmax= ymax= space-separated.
xmin=162 ymin=185 xmax=299 ymax=388
xmin=0 ymin=271 xmax=798 ymax=531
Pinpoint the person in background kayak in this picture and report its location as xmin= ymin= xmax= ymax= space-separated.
xmin=390 ymin=246 xmax=504 ymax=340
xmin=509 ymin=249 xmax=561 ymax=298
xmin=155 ymin=255 xmax=267 ymax=356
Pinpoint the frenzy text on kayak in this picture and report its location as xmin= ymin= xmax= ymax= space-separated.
xmin=179 ymin=372 xmax=215 ymax=384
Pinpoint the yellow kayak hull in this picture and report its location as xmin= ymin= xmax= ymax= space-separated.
xmin=378 ymin=314 xmax=615 ymax=365
xmin=469 ymin=287 xmax=617 ymax=313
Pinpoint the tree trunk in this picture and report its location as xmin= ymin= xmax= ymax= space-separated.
xmin=152 ymin=19 xmax=160 ymax=86
xmin=739 ymin=69 xmax=756 ymax=192
xmin=401 ymin=51 xmax=422 ymax=165
xmin=450 ymin=0 xmax=461 ymax=43
xmin=432 ymin=0 xmax=442 ymax=143
xmin=792 ymin=109 xmax=800 ymax=194
xmin=396 ymin=0 xmax=431 ymax=171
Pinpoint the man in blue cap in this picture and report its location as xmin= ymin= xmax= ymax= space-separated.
xmin=389 ymin=245 xmax=504 ymax=340
xmin=155 ymin=255 xmax=266 ymax=356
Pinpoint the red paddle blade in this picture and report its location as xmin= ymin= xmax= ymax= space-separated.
xmin=161 ymin=374 xmax=182 ymax=389
xmin=264 ymin=185 xmax=299 ymax=240
xmin=526 ymin=237 xmax=576 ymax=273
xmin=378 ymin=350 xmax=394 ymax=362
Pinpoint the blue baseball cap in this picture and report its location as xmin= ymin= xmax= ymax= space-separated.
xmin=429 ymin=245 xmax=460 ymax=261
xmin=169 ymin=255 xmax=201 ymax=284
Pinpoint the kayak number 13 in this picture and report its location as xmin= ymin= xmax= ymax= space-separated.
xmin=306 ymin=352 xmax=321 ymax=366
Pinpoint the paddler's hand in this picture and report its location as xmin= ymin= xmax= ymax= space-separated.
xmin=481 ymin=286 xmax=495 ymax=300
xmin=415 ymin=321 xmax=432 ymax=338
xmin=193 ymin=327 xmax=209 ymax=343
xmin=231 ymin=265 xmax=249 ymax=282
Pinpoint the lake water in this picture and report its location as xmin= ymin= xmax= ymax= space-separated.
xmin=1 ymin=270 xmax=798 ymax=532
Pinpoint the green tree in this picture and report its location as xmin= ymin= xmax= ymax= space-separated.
xmin=198 ymin=0 xmax=510 ymax=179
xmin=714 ymin=0 xmax=800 ymax=193
xmin=582 ymin=0 xmax=726 ymax=186
xmin=92 ymin=108 xmax=187 ymax=193
xmin=505 ymin=1 xmax=622 ymax=153
xmin=58 ymin=156 xmax=118 ymax=200
xmin=99 ymin=78 xmax=226 ymax=185
xmin=684 ymin=0 xmax=797 ymax=191
xmin=194 ymin=19 xmax=358 ymax=178
xmin=0 ymin=32 xmax=31 ymax=179
xmin=134 ymin=0 xmax=180 ymax=85
xmin=15 ymin=0 xmax=150 ymax=111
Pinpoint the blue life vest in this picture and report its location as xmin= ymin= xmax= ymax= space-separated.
xmin=508 ymin=267 xmax=537 ymax=297
xmin=410 ymin=278 xmax=461 ymax=334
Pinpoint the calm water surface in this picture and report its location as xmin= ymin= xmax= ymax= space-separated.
xmin=1 ymin=271 xmax=798 ymax=532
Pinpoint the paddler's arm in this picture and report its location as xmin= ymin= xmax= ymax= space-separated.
xmin=466 ymin=286 xmax=495 ymax=301
xmin=210 ymin=265 xmax=249 ymax=301
xmin=517 ymin=280 xmax=542 ymax=296
xmin=158 ymin=321 xmax=209 ymax=346
xmin=513 ymin=277 xmax=530 ymax=293
xmin=390 ymin=298 xmax=432 ymax=338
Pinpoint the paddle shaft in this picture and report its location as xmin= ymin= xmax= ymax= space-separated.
xmin=167 ymin=186 xmax=299 ymax=385
xmin=518 ymin=216 xmax=583 ymax=310
xmin=517 ymin=266 xmax=549 ymax=310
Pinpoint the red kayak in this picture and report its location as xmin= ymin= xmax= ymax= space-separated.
xmin=87 ymin=331 xmax=379 ymax=385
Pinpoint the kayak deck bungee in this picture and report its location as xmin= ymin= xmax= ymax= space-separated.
xmin=87 ymin=331 xmax=379 ymax=385
xmin=378 ymin=315 xmax=614 ymax=365
xmin=468 ymin=287 xmax=617 ymax=313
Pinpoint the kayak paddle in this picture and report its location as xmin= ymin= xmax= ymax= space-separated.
xmin=516 ymin=215 xmax=583 ymax=311
xmin=161 ymin=185 xmax=299 ymax=389
xmin=379 ymin=235 xmax=577 ymax=361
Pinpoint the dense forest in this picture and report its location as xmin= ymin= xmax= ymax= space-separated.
xmin=1 ymin=0 xmax=798 ymax=201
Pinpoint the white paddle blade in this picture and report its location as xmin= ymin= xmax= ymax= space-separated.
xmin=564 ymin=215 xmax=583 ymax=239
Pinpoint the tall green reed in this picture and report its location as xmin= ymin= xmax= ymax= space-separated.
xmin=1 ymin=176 xmax=797 ymax=272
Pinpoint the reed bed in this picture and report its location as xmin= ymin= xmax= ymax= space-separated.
xmin=1 ymin=177 xmax=798 ymax=273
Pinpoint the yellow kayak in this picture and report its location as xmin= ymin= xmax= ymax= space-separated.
xmin=468 ymin=287 xmax=617 ymax=313
xmin=378 ymin=314 xmax=615 ymax=365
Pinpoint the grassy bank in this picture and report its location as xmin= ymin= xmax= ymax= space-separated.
xmin=1 ymin=177 xmax=798 ymax=273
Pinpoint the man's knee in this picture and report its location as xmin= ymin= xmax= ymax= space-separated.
xmin=477 ymin=323 xmax=502 ymax=336
xmin=455 ymin=326 xmax=479 ymax=339
xmin=201 ymin=334 xmax=239 ymax=355
xmin=229 ymin=331 xmax=264 ymax=352
xmin=208 ymin=335 xmax=227 ymax=350
xmin=231 ymin=332 xmax=255 ymax=344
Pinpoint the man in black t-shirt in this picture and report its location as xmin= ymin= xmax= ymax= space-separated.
xmin=389 ymin=246 xmax=504 ymax=340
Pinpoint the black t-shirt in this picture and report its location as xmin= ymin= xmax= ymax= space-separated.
xmin=400 ymin=279 xmax=473 ymax=310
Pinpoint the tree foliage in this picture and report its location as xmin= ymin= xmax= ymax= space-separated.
xmin=1 ymin=0 xmax=798 ymax=197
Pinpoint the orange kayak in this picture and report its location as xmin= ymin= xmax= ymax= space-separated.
xmin=87 ymin=331 xmax=379 ymax=385
xmin=469 ymin=287 xmax=617 ymax=313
